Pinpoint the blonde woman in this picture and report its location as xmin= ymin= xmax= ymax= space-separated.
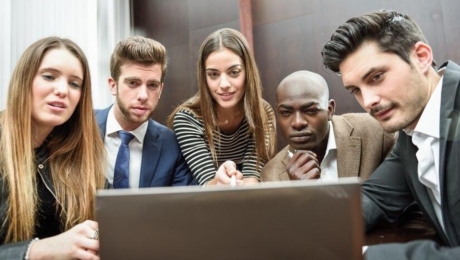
xmin=169 ymin=28 xmax=276 ymax=186
xmin=0 ymin=37 xmax=105 ymax=259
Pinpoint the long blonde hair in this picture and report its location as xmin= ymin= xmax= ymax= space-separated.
xmin=0 ymin=37 xmax=106 ymax=242
xmin=168 ymin=28 xmax=276 ymax=167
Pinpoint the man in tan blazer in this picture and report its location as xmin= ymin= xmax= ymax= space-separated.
xmin=261 ymin=70 xmax=395 ymax=182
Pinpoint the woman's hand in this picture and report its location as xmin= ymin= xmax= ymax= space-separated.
xmin=208 ymin=160 xmax=244 ymax=186
xmin=29 ymin=220 xmax=100 ymax=260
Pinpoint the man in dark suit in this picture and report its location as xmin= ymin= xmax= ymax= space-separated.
xmin=322 ymin=10 xmax=460 ymax=259
xmin=96 ymin=36 xmax=194 ymax=188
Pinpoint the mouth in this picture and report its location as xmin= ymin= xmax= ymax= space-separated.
xmin=289 ymin=133 xmax=312 ymax=143
xmin=131 ymin=106 xmax=150 ymax=115
xmin=218 ymin=92 xmax=235 ymax=101
xmin=48 ymin=102 xmax=66 ymax=109
xmin=371 ymin=105 xmax=395 ymax=121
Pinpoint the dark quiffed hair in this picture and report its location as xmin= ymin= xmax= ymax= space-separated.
xmin=321 ymin=10 xmax=436 ymax=74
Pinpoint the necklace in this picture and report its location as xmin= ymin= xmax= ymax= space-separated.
xmin=222 ymin=114 xmax=235 ymax=125
xmin=218 ymin=109 xmax=242 ymax=125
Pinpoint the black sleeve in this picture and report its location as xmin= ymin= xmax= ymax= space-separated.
xmin=0 ymin=240 xmax=31 ymax=260
xmin=361 ymin=138 xmax=414 ymax=231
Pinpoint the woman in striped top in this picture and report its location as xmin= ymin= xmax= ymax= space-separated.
xmin=168 ymin=28 xmax=276 ymax=186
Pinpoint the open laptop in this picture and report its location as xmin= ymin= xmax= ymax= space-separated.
xmin=96 ymin=177 xmax=363 ymax=260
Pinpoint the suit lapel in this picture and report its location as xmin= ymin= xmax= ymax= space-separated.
xmin=402 ymin=136 xmax=442 ymax=233
xmin=280 ymin=147 xmax=291 ymax=181
xmin=333 ymin=117 xmax=361 ymax=178
xmin=96 ymin=106 xmax=112 ymax=189
xmin=438 ymin=61 xmax=460 ymax=245
xmin=138 ymin=120 xmax=161 ymax=188
xmin=95 ymin=106 xmax=112 ymax=138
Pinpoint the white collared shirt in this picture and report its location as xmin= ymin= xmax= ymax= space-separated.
xmin=404 ymin=72 xmax=445 ymax=232
xmin=105 ymin=106 xmax=148 ymax=188
xmin=319 ymin=121 xmax=338 ymax=181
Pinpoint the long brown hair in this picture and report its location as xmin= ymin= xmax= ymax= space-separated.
xmin=168 ymin=28 xmax=276 ymax=167
xmin=0 ymin=37 xmax=106 ymax=242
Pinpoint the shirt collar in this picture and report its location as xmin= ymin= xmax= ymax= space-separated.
xmin=404 ymin=70 xmax=445 ymax=138
xmin=106 ymin=106 xmax=148 ymax=143
xmin=324 ymin=121 xmax=337 ymax=153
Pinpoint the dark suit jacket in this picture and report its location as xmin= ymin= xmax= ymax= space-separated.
xmin=96 ymin=106 xmax=195 ymax=187
xmin=363 ymin=61 xmax=460 ymax=259
xmin=261 ymin=113 xmax=395 ymax=181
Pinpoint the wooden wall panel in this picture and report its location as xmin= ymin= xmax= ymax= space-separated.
xmin=252 ymin=0 xmax=312 ymax=26
xmin=441 ymin=0 xmax=460 ymax=63
xmin=132 ymin=0 xmax=240 ymax=124
xmin=188 ymin=0 xmax=239 ymax=31
xmin=132 ymin=0 xmax=460 ymax=151
xmin=132 ymin=0 xmax=189 ymax=47
xmin=253 ymin=14 xmax=317 ymax=117
xmin=251 ymin=0 xmax=460 ymax=149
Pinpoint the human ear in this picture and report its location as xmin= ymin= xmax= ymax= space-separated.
xmin=413 ymin=41 xmax=434 ymax=74
xmin=158 ymin=83 xmax=164 ymax=99
xmin=108 ymin=78 xmax=118 ymax=96
xmin=327 ymin=99 xmax=336 ymax=120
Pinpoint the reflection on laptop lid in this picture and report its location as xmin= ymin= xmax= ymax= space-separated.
xmin=96 ymin=177 xmax=363 ymax=260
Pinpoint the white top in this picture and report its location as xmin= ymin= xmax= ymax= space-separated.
xmin=104 ymin=106 xmax=148 ymax=188
xmin=405 ymin=72 xmax=444 ymax=232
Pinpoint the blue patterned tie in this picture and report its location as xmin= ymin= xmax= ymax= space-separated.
xmin=113 ymin=131 xmax=135 ymax=189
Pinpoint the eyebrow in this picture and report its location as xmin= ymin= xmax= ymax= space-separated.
xmin=344 ymin=66 xmax=382 ymax=90
xmin=278 ymin=101 xmax=319 ymax=109
xmin=123 ymin=77 xmax=161 ymax=84
xmin=361 ymin=67 xmax=379 ymax=82
xmin=124 ymin=77 xmax=139 ymax=83
xmin=205 ymin=64 xmax=242 ymax=71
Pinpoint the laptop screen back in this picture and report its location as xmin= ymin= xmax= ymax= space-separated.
xmin=96 ymin=178 xmax=363 ymax=260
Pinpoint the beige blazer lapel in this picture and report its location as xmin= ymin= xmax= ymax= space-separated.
xmin=332 ymin=116 xmax=362 ymax=177
xmin=279 ymin=146 xmax=291 ymax=181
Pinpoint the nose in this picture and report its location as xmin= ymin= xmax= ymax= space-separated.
xmin=54 ymin=79 xmax=68 ymax=97
xmin=137 ymin=85 xmax=148 ymax=101
xmin=219 ymin=74 xmax=231 ymax=89
xmin=360 ymin=88 xmax=380 ymax=110
xmin=291 ymin=112 xmax=307 ymax=130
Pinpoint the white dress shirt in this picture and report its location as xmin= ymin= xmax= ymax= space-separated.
xmin=105 ymin=106 xmax=148 ymax=188
xmin=404 ymin=73 xmax=445 ymax=232
xmin=319 ymin=121 xmax=339 ymax=181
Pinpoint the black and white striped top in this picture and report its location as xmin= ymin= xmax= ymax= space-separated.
xmin=173 ymin=109 xmax=261 ymax=185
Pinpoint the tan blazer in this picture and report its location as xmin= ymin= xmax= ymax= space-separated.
xmin=261 ymin=113 xmax=396 ymax=181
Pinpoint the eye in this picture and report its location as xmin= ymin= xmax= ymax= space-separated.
xmin=128 ymin=81 xmax=138 ymax=87
xmin=278 ymin=110 xmax=291 ymax=117
xmin=69 ymin=81 xmax=81 ymax=89
xmin=42 ymin=74 xmax=55 ymax=81
xmin=371 ymin=72 xmax=384 ymax=82
xmin=230 ymin=69 xmax=242 ymax=77
xmin=305 ymin=109 xmax=320 ymax=115
xmin=207 ymin=72 xmax=219 ymax=79
xmin=350 ymin=88 xmax=361 ymax=95
xmin=148 ymin=83 xmax=160 ymax=89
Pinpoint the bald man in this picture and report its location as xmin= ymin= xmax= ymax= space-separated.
xmin=261 ymin=70 xmax=396 ymax=181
